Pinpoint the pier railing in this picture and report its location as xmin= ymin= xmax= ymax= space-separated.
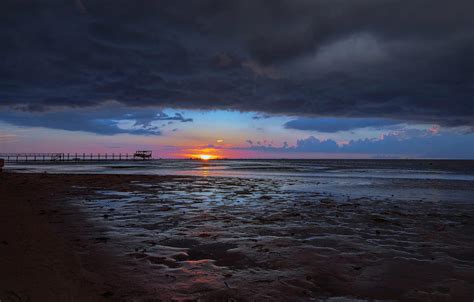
xmin=0 ymin=152 xmax=153 ymax=162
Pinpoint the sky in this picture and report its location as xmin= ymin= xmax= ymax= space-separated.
xmin=1 ymin=0 xmax=474 ymax=159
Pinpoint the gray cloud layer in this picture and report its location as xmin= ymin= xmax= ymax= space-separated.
xmin=1 ymin=0 xmax=473 ymax=128
xmin=242 ymin=132 xmax=474 ymax=159
xmin=284 ymin=118 xmax=401 ymax=132
xmin=0 ymin=104 xmax=193 ymax=135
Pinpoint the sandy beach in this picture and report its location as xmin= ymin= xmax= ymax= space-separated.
xmin=1 ymin=171 xmax=473 ymax=301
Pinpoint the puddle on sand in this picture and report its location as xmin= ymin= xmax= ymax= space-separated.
xmin=65 ymin=176 xmax=474 ymax=301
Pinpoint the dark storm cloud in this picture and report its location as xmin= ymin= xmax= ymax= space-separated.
xmin=1 ymin=0 xmax=474 ymax=131
xmin=284 ymin=118 xmax=401 ymax=133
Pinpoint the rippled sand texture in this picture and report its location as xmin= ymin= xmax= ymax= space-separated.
xmin=58 ymin=176 xmax=474 ymax=301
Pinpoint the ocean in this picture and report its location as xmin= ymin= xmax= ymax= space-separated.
xmin=5 ymin=159 xmax=474 ymax=203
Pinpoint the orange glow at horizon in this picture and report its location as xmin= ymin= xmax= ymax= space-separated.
xmin=181 ymin=146 xmax=221 ymax=160
xmin=177 ymin=144 xmax=250 ymax=159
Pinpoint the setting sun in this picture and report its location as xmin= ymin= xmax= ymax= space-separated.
xmin=183 ymin=147 xmax=222 ymax=160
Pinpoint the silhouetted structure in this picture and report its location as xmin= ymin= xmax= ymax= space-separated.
xmin=0 ymin=151 xmax=154 ymax=162
xmin=133 ymin=150 xmax=152 ymax=160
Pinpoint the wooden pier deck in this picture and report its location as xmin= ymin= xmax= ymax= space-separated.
xmin=0 ymin=151 xmax=153 ymax=162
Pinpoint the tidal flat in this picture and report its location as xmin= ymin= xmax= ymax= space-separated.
xmin=1 ymin=172 xmax=473 ymax=301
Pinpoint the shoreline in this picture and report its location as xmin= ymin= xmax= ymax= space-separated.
xmin=1 ymin=172 xmax=473 ymax=301
xmin=0 ymin=172 xmax=110 ymax=301
xmin=0 ymin=173 xmax=178 ymax=302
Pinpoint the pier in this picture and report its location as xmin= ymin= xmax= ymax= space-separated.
xmin=0 ymin=151 xmax=153 ymax=162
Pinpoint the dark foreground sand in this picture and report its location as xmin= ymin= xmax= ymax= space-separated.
xmin=0 ymin=172 xmax=473 ymax=301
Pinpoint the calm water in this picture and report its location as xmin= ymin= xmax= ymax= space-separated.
xmin=5 ymin=159 xmax=474 ymax=203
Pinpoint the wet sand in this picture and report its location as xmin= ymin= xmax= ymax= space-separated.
xmin=1 ymin=172 xmax=473 ymax=301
